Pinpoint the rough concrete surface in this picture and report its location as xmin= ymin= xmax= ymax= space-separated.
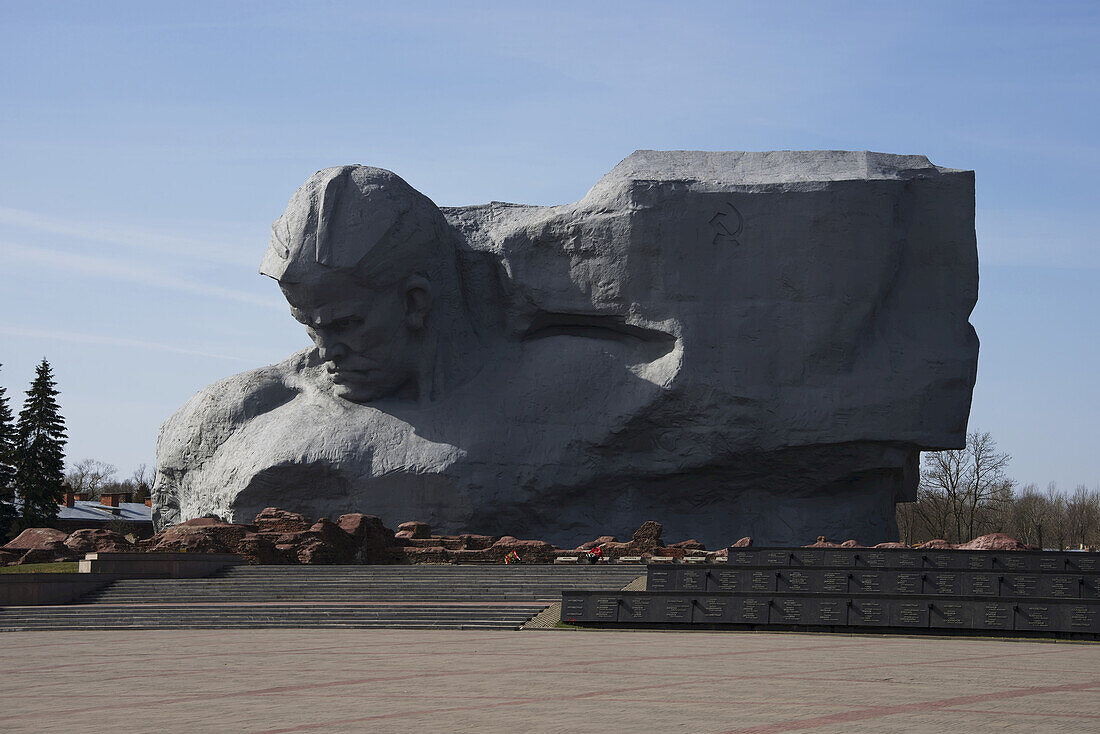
xmin=154 ymin=151 xmax=978 ymax=547
xmin=1 ymin=629 xmax=1095 ymax=733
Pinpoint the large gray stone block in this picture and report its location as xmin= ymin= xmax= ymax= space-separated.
xmin=153 ymin=150 xmax=978 ymax=547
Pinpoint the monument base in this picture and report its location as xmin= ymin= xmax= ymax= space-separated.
xmin=218 ymin=441 xmax=916 ymax=548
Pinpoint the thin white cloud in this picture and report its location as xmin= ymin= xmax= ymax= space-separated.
xmin=0 ymin=325 xmax=257 ymax=363
xmin=0 ymin=205 xmax=256 ymax=267
xmin=0 ymin=239 xmax=284 ymax=310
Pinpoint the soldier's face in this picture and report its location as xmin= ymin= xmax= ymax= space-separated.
xmin=281 ymin=275 xmax=423 ymax=403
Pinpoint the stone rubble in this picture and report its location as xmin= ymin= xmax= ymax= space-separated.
xmin=0 ymin=511 xmax=1044 ymax=565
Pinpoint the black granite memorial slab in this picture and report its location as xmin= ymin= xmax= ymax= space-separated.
xmin=749 ymin=570 xmax=776 ymax=592
xmin=763 ymin=550 xmax=793 ymax=566
xmin=821 ymin=570 xmax=850 ymax=593
xmin=777 ymin=570 xmax=812 ymax=593
xmin=961 ymin=553 xmax=993 ymax=570
xmin=735 ymin=597 xmax=769 ymax=624
xmin=888 ymin=599 xmax=929 ymax=627
xmin=791 ymin=549 xmax=825 ymax=566
xmin=887 ymin=571 xmax=923 ymax=595
xmin=708 ymin=567 xmax=743 ymax=592
xmin=728 ymin=548 xmax=1099 ymax=574
xmin=992 ymin=554 xmax=1031 ymax=572
xmin=929 ymin=599 xmax=973 ymax=628
xmin=561 ymin=594 xmax=589 ymax=622
xmin=614 ymin=550 xmax=1098 ymax=636
xmin=963 ymin=573 xmax=998 ymax=596
xmin=1039 ymin=575 xmax=1081 ymax=599
xmin=618 ymin=594 xmax=653 ymax=623
xmin=772 ymin=597 xmax=811 ymax=625
xmin=1067 ymin=554 xmax=1098 ymax=573
xmin=851 ymin=570 xmax=884 ymax=594
xmin=564 ymin=589 xmax=1100 ymax=636
xmin=893 ymin=551 xmax=922 ymax=569
xmin=726 ymin=550 xmax=759 ymax=566
xmin=974 ymin=601 xmax=1013 ymax=631
xmin=849 ymin=598 xmax=889 ymax=626
xmin=925 ymin=551 xmax=990 ymax=570
xmin=923 ymin=571 xmax=963 ymax=595
xmin=822 ymin=549 xmax=853 ymax=567
xmin=813 ymin=598 xmax=848 ymax=626
xmin=1022 ymin=554 xmax=1052 ymax=572
xmin=798 ymin=570 xmax=825 ymax=594
xmin=1066 ymin=604 xmax=1100 ymax=634
xmin=647 ymin=566 xmax=672 ymax=591
xmin=592 ymin=595 xmax=621 ymax=622
xmin=854 ymin=551 xmax=890 ymax=568
xmin=1036 ymin=555 xmax=1064 ymax=572
xmin=680 ymin=568 xmax=707 ymax=592
xmin=693 ymin=596 xmax=736 ymax=623
xmin=652 ymin=595 xmax=693 ymax=623
xmin=921 ymin=552 xmax=952 ymax=570
xmin=1002 ymin=575 xmax=1040 ymax=597
xmin=1014 ymin=602 xmax=1062 ymax=633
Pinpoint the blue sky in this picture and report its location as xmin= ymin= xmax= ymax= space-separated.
xmin=0 ymin=1 xmax=1097 ymax=490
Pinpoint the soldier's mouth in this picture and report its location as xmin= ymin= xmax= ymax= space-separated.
xmin=328 ymin=367 xmax=373 ymax=384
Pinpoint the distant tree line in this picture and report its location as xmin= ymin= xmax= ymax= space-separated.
xmin=65 ymin=458 xmax=152 ymax=503
xmin=897 ymin=431 xmax=1100 ymax=549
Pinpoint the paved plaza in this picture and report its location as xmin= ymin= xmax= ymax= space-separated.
xmin=1 ymin=628 xmax=1097 ymax=733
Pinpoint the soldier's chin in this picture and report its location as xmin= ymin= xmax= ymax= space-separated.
xmin=331 ymin=379 xmax=380 ymax=404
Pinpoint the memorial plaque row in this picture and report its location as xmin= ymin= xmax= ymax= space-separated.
xmin=722 ymin=548 xmax=1098 ymax=573
xmin=561 ymin=592 xmax=1100 ymax=635
xmin=647 ymin=566 xmax=1100 ymax=599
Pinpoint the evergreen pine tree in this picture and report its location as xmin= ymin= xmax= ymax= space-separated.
xmin=14 ymin=359 xmax=67 ymax=528
xmin=0 ymin=363 xmax=18 ymax=537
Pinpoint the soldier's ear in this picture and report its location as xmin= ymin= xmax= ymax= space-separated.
xmin=404 ymin=276 xmax=432 ymax=330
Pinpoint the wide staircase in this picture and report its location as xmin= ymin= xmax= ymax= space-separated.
xmin=0 ymin=565 xmax=644 ymax=631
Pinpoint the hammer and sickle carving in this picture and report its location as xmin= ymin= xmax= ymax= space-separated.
xmin=709 ymin=201 xmax=744 ymax=246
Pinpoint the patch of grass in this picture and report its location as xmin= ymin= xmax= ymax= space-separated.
xmin=0 ymin=561 xmax=79 ymax=574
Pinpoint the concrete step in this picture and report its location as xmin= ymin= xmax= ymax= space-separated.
xmin=82 ymin=582 xmax=634 ymax=593
xmin=87 ymin=580 xmax=636 ymax=585
xmin=75 ymin=565 xmax=644 ymax=607
xmin=91 ymin=579 xmax=638 ymax=586
xmin=84 ymin=585 xmax=626 ymax=595
xmin=82 ymin=593 xmax=575 ymax=600
xmin=0 ymin=607 xmax=543 ymax=617
xmin=1 ymin=608 xmax=535 ymax=614
xmin=6 ymin=564 xmax=642 ymax=631
xmin=0 ymin=603 xmax=547 ymax=631
xmin=195 ymin=585 xmax=635 ymax=590
xmin=80 ymin=598 xmax=565 ymax=605
xmin=214 ymin=568 xmax=643 ymax=577
xmin=84 ymin=588 xmax=613 ymax=594
xmin=207 ymin=574 xmax=642 ymax=580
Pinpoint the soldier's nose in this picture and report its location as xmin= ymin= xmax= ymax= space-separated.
xmin=320 ymin=343 xmax=349 ymax=362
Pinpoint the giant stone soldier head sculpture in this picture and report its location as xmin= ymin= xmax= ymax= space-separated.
xmin=260 ymin=166 xmax=473 ymax=404
xmin=154 ymin=151 xmax=979 ymax=548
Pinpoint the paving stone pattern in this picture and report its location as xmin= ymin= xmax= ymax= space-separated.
xmin=0 ymin=629 xmax=1097 ymax=733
